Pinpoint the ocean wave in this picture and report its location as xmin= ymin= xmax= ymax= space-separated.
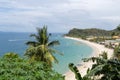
xmin=8 ymin=40 xmax=17 ymax=42
xmin=8 ymin=39 xmax=27 ymax=42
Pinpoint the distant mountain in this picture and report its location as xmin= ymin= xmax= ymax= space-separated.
xmin=66 ymin=27 xmax=120 ymax=38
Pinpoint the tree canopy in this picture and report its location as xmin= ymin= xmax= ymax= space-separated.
xmin=25 ymin=26 xmax=62 ymax=67
xmin=0 ymin=52 xmax=64 ymax=80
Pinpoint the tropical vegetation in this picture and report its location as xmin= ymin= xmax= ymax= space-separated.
xmin=0 ymin=52 xmax=64 ymax=80
xmin=83 ymin=53 xmax=120 ymax=80
xmin=66 ymin=26 xmax=120 ymax=38
xmin=0 ymin=26 xmax=64 ymax=80
xmin=25 ymin=26 xmax=62 ymax=67
xmin=69 ymin=47 xmax=120 ymax=80
xmin=113 ymin=45 xmax=120 ymax=60
xmin=1 ymin=25 xmax=120 ymax=80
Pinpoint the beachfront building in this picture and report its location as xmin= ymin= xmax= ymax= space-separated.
xmin=112 ymin=35 xmax=120 ymax=39
xmin=86 ymin=37 xmax=94 ymax=41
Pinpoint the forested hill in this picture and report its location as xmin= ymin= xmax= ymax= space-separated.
xmin=66 ymin=27 xmax=120 ymax=37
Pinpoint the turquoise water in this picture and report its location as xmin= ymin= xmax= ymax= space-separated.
xmin=0 ymin=32 xmax=93 ymax=74
xmin=51 ymin=34 xmax=93 ymax=73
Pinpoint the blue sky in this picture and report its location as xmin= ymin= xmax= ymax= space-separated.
xmin=0 ymin=0 xmax=120 ymax=33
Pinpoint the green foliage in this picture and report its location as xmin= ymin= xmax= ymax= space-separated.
xmin=66 ymin=28 xmax=111 ymax=37
xmin=0 ymin=53 xmax=64 ymax=80
xmin=114 ymin=45 xmax=120 ymax=60
xmin=111 ymin=32 xmax=116 ymax=36
xmin=83 ymin=53 xmax=120 ymax=80
xmin=25 ymin=26 xmax=62 ymax=67
xmin=68 ymin=63 xmax=90 ymax=80
xmin=66 ymin=26 xmax=120 ymax=38
xmin=70 ymin=52 xmax=120 ymax=80
xmin=3 ymin=52 xmax=19 ymax=58
xmin=69 ymin=63 xmax=82 ymax=80
xmin=111 ymin=32 xmax=119 ymax=37
xmin=117 ymin=24 xmax=120 ymax=31
xmin=99 ymin=51 xmax=108 ymax=59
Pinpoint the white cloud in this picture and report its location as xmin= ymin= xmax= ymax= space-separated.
xmin=0 ymin=0 xmax=120 ymax=32
xmin=99 ymin=16 xmax=120 ymax=21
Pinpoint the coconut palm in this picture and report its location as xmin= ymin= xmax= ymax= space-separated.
xmin=25 ymin=26 xmax=62 ymax=67
xmin=69 ymin=51 xmax=120 ymax=80
xmin=83 ymin=52 xmax=120 ymax=80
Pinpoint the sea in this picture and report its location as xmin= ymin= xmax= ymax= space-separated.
xmin=0 ymin=32 xmax=93 ymax=74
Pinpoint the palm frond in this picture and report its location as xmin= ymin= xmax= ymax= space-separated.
xmin=48 ymin=48 xmax=63 ymax=55
xmin=30 ymin=33 xmax=41 ymax=43
xmin=24 ymin=46 xmax=36 ymax=57
xmin=25 ymin=26 xmax=62 ymax=67
xmin=69 ymin=63 xmax=83 ymax=80
xmin=49 ymin=53 xmax=59 ymax=63
xmin=83 ymin=57 xmax=97 ymax=62
xmin=84 ymin=64 xmax=105 ymax=77
xmin=48 ymin=40 xmax=60 ymax=47
xmin=30 ymin=34 xmax=36 ymax=37
xmin=26 ymin=41 xmax=38 ymax=47
xmin=36 ymin=26 xmax=49 ymax=44
xmin=83 ymin=57 xmax=107 ymax=64
xmin=107 ymin=59 xmax=120 ymax=65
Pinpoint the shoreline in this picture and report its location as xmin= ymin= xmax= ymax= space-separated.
xmin=64 ymin=36 xmax=114 ymax=80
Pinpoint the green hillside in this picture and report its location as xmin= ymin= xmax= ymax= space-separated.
xmin=66 ymin=26 xmax=120 ymax=38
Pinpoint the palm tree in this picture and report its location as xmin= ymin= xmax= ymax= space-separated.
xmin=68 ymin=63 xmax=90 ymax=80
xmin=83 ymin=52 xmax=120 ymax=80
xmin=25 ymin=26 xmax=62 ymax=67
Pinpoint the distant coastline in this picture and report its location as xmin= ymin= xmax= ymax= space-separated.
xmin=64 ymin=36 xmax=114 ymax=80
xmin=65 ymin=27 xmax=120 ymax=38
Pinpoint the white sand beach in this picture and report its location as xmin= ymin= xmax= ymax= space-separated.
xmin=64 ymin=37 xmax=114 ymax=80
